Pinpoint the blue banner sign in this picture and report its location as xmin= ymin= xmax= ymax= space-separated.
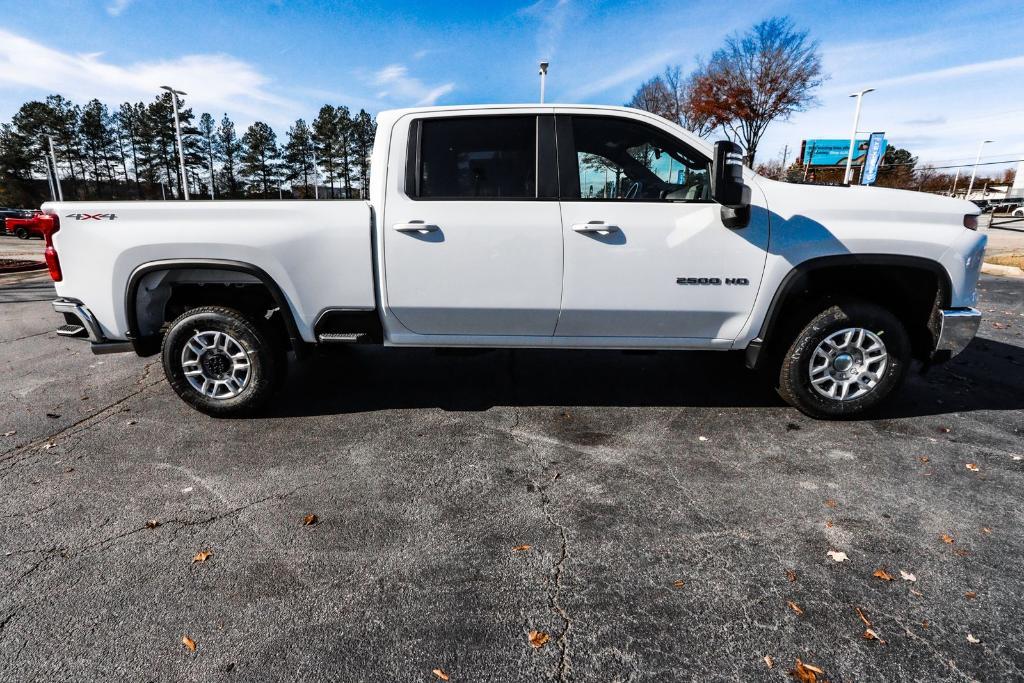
xmin=802 ymin=138 xmax=887 ymax=166
xmin=860 ymin=132 xmax=887 ymax=185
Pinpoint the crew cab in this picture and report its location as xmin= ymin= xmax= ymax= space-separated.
xmin=41 ymin=104 xmax=986 ymax=418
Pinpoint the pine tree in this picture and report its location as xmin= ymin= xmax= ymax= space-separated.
xmin=216 ymin=114 xmax=242 ymax=198
xmin=351 ymin=110 xmax=376 ymax=198
xmin=197 ymin=113 xmax=218 ymax=199
xmin=312 ymin=105 xmax=340 ymax=197
xmin=283 ymin=118 xmax=314 ymax=197
xmin=239 ymin=121 xmax=280 ymax=197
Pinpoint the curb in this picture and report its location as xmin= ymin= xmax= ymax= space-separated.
xmin=981 ymin=262 xmax=1024 ymax=279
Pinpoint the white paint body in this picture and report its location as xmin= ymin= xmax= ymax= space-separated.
xmin=45 ymin=104 xmax=986 ymax=351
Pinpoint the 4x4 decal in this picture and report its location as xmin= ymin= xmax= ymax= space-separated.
xmin=66 ymin=213 xmax=117 ymax=221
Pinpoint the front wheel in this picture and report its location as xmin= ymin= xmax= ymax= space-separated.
xmin=161 ymin=306 xmax=285 ymax=417
xmin=777 ymin=301 xmax=910 ymax=419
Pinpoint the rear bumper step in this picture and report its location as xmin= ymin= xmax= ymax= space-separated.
xmin=52 ymin=299 xmax=134 ymax=355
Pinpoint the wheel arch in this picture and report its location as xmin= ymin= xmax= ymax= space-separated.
xmin=125 ymin=259 xmax=305 ymax=357
xmin=747 ymin=254 xmax=952 ymax=369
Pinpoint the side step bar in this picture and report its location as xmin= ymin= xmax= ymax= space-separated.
xmin=317 ymin=332 xmax=372 ymax=344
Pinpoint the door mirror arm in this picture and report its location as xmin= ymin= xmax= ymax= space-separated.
xmin=711 ymin=140 xmax=751 ymax=229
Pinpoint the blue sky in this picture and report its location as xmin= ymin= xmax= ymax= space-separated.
xmin=1 ymin=0 xmax=1022 ymax=172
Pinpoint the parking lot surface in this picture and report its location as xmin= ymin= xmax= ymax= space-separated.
xmin=1 ymin=271 xmax=1022 ymax=682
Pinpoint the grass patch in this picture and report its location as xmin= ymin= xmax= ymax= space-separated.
xmin=986 ymin=253 xmax=1024 ymax=269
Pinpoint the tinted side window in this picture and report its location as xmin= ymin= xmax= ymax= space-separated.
xmin=418 ymin=116 xmax=536 ymax=199
xmin=568 ymin=116 xmax=710 ymax=201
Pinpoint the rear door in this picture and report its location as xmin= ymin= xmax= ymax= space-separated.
xmin=382 ymin=113 xmax=563 ymax=336
xmin=554 ymin=113 xmax=769 ymax=340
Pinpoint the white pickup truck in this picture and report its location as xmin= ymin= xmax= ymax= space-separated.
xmin=40 ymin=104 xmax=986 ymax=418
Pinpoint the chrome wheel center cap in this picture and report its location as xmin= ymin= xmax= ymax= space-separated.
xmin=833 ymin=353 xmax=854 ymax=373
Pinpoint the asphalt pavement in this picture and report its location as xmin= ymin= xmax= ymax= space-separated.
xmin=1 ymin=271 xmax=1022 ymax=682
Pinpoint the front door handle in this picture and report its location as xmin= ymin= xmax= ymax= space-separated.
xmin=572 ymin=221 xmax=619 ymax=234
xmin=394 ymin=222 xmax=439 ymax=233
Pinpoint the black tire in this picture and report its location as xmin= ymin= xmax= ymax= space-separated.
xmin=777 ymin=300 xmax=910 ymax=419
xmin=15 ymin=227 xmax=29 ymax=239
xmin=161 ymin=306 xmax=285 ymax=417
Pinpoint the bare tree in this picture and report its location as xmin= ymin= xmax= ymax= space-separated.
xmin=690 ymin=16 xmax=825 ymax=165
xmin=626 ymin=66 xmax=715 ymax=138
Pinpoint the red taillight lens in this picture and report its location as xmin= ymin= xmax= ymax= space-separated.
xmin=37 ymin=214 xmax=61 ymax=281
xmin=964 ymin=214 xmax=978 ymax=230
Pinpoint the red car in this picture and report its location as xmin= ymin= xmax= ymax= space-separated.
xmin=5 ymin=211 xmax=44 ymax=239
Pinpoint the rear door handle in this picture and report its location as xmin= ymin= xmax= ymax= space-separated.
xmin=394 ymin=222 xmax=439 ymax=233
xmin=572 ymin=221 xmax=619 ymax=234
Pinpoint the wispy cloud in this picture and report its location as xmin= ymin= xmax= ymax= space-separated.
xmin=0 ymin=28 xmax=296 ymax=122
xmin=518 ymin=0 xmax=573 ymax=59
xmin=105 ymin=0 xmax=135 ymax=16
xmin=371 ymin=64 xmax=454 ymax=106
xmin=563 ymin=50 xmax=679 ymax=101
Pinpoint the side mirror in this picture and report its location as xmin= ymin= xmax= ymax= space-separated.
xmin=711 ymin=140 xmax=751 ymax=228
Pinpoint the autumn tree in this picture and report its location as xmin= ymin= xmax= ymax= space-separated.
xmin=689 ymin=17 xmax=825 ymax=165
xmin=627 ymin=65 xmax=715 ymax=137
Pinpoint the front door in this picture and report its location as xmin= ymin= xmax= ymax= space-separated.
xmin=555 ymin=114 xmax=769 ymax=340
xmin=383 ymin=114 xmax=563 ymax=336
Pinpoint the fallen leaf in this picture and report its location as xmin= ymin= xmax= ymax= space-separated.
xmin=873 ymin=568 xmax=894 ymax=581
xmin=182 ymin=635 xmax=196 ymax=652
xmin=698 ymin=436 xmax=708 ymax=442
xmin=764 ymin=655 xmax=774 ymax=668
xmin=856 ymin=607 xmax=871 ymax=626
xmin=786 ymin=569 xmax=797 ymax=583
xmin=918 ymin=456 xmax=930 ymax=463
xmin=922 ymin=620 xmax=929 ymax=628
xmin=145 ymin=519 xmax=160 ymax=529
xmin=967 ymin=633 xmax=980 ymax=644
xmin=511 ymin=544 xmax=532 ymax=552
xmin=824 ymin=499 xmax=837 ymax=508
xmin=965 ymin=463 xmax=979 ymax=472
xmin=192 ymin=550 xmax=213 ymax=564
xmin=825 ymin=520 xmax=833 ymax=528
xmin=863 ymin=628 xmax=886 ymax=644
xmin=938 ymin=426 xmax=951 ymax=434
xmin=41 ymin=442 xmax=56 ymax=450
xmin=982 ymin=527 xmax=992 ymax=535
xmin=965 ymin=591 xmax=977 ymax=599
xmin=672 ymin=579 xmax=685 ymax=588
xmin=528 ymin=630 xmax=550 ymax=649
xmin=787 ymin=600 xmax=804 ymax=616
xmin=432 ymin=668 xmax=450 ymax=681
xmin=900 ymin=570 xmax=917 ymax=582
xmin=941 ymin=534 xmax=954 ymax=544
xmin=827 ymin=550 xmax=848 ymax=563
xmin=788 ymin=659 xmax=824 ymax=682
xmin=910 ymin=588 xmax=924 ymax=597
xmin=954 ymin=547 xmax=970 ymax=558
xmin=2 ymin=430 xmax=15 ymax=437
xmin=303 ymin=513 xmax=318 ymax=526
xmin=127 ymin=420 xmax=137 ymax=426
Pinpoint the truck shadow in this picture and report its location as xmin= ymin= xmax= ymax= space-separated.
xmin=269 ymin=336 xmax=1024 ymax=419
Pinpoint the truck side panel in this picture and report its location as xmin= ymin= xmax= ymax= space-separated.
xmin=43 ymin=200 xmax=375 ymax=343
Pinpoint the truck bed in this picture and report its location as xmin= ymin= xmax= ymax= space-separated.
xmin=42 ymin=200 xmax=375 ymax=343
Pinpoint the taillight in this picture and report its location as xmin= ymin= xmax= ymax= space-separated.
xmin=37 ymin=214 xmax=62 ymax=282
xmin=963 ymin=214 xmax=978 ymax=230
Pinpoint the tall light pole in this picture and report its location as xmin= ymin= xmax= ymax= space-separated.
xmin=46 ymin=135 xmax=63 ymax=201
xmin=310 ymin=142 xmax=319 ymax=199
xmin=843 ymin=88 xmax=874 ymax=185
xmin=43 ymin=156 xmax=56 ymax=201
xmin=160 ymin=85 xmax=190 ymax=200
xmin=950 ymin=167 xmax=960 ymax=197
xmin=538 ymin=61 xmax=549 ymax=104
xmin=966 ymin=139 xmax=993 ymax=199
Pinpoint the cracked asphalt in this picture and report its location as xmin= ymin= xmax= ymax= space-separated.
xmin=1 ymin=269 xmax=1023 ymax=682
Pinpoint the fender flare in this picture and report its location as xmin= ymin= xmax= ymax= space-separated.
xmin=124 ymin=258 xmax=305 ymax=355
xmin=746 ymin=254 xmax=952 ymax=369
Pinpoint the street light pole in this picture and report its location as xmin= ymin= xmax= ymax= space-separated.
xmin=966 ymin=139 xmax=993 ymax=199
xmin=46 ymin=135 xmax=63 ymax=201
xmin=950 ymin=167 xmax=960 ymax=197
xmin=311 ymin=144 xmax=319 ymax=199
xmin=538 ymin=61 xmax=549 ymax=104
xmin=160 ymin=85 xmax=190 ymax=200
xmin=843 ymin=88 xmax=874 ymax=185
xmin=43 ymin=156 xmax=56 ymax=201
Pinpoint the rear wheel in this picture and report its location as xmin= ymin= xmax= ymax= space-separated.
xmin=777 ymin=300 xmax=910 ymax=419
xmin=15 ymin=227 xmax=28 ymax=239
xmin=161 ymin=306 xmax=285 ymax=417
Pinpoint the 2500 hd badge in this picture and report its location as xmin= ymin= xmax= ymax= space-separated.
xmin=676 ymin=277 xmax=750 ymax=285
